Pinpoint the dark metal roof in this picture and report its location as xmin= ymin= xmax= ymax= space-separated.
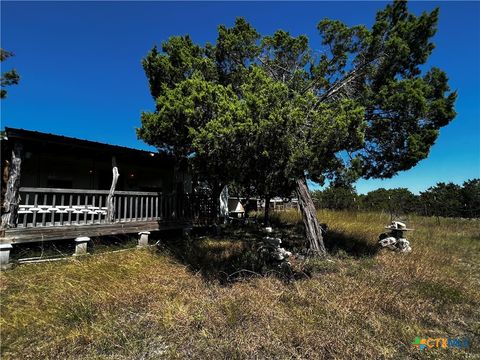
xmin=4 ymin=127 xmax=172 ymax=162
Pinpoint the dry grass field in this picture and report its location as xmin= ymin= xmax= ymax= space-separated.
xmin=1 ymin=210 xmax=479 ymax=359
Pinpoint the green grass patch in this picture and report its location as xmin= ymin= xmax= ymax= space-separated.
xmin=413 ymin=280 xmax=468 ymax=304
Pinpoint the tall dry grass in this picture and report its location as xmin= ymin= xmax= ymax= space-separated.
xmin=1 ymin=210 xmax=479 ymax=359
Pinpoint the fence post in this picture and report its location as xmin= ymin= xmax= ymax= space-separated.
xmin=106 ymin=159 xmax=119 ymax=223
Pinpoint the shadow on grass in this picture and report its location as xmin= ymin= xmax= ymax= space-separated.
xmin=260 ymin=219 xmax=379 ymax=258
xmin=159 ymin=223 xmax=379 ymax=284
xmin=160 ymin=235 xmax=265 ymax=285
xmin=324 ymin=230 xmax=379 ymax=258
xmin=159 ymin=224 xmax=311 ymax=284
xmin=9 ymin=234 xmax=140 ymax=262
xmin=266 ymin=212 xmax=379 ymax=258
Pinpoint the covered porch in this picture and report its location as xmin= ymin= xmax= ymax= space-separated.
xmin=0 ymin=128 xmax=215 ymax=268
xmin=2 ymin=187 xmax=198 ymax=243
xmin=0 ymin=186 xmax=215 ymax=268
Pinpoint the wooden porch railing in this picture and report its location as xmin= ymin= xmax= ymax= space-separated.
xmin=15 ymin=187 xmax=215 ymax=228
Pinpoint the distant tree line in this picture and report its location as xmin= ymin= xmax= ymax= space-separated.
xmin=311 ymin=179 xmax=480 ymax=218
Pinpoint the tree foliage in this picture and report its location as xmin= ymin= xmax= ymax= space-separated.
xmin=461 ymin=179 xmax=480 ymax=218
xmin=1 ymin=49 xmax=20 ymax=99
xmin=312 ymin=185 xmax=358 ymax=211
xmin=138 ymin=1 xmax=457 ymax=250
xmin=139 ymin=1 xmax=455 ymax=187
xmin=418 ymin=180 xmax=480 ymax=218
xmin=361 ymin=187 xmax=419 ymax=215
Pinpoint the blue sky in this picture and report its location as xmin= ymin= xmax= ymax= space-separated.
xmin=1 ymin=1 xmax=479 ymax=194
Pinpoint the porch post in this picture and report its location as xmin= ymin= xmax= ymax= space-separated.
xmin=106 ymin=156 xmax=119 ymax=223
xmin=1 ymin=143 xmax=23 ymax=230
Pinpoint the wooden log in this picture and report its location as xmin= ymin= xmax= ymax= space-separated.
xmin=1 ymin=143 xmax=23 ymax=229
xmin=106 ymin=165 xmax=119 ymax=223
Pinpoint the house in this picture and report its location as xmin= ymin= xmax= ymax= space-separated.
xmin=1 ymin=127 xmax=190 ymax=193
xmin=259 ymin=197 xmax=299 ymax=211
xmin=0 ymin=128 xmax=211 ymax=268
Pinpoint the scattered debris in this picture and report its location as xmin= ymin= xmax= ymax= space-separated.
xmin=264 ymin=237 xmax=292 ymax=260
xmin=378 ymin=221 xmax=413 ymax=253
xmin=259 ymin=234 xmax=292 ymax=269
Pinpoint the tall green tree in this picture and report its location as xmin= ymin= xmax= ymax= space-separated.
xmin=1 ymin=49 xmax=20 ymax=99
xmin=312 ymin=185 xmax=358 ymax=211
xmin=138 ymin=1 xmax=456 ymax=256
xmin=461 ymin=179 xmax=480 ymax=218
xmin=419 ymin=182 xmax=464 ymax=218
xmin=361 ymin=188 xmax=418 ymax=215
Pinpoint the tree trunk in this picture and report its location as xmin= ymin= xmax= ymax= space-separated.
xmin=1 ymin=143 xmax=23 ymax=229
xmin=296 ymin=176 xmax=327 ymax=256
xmin=1 ymin=159 xmax=11 ymax=214
xmin=263 ymin=196 xmax=271 ymax=226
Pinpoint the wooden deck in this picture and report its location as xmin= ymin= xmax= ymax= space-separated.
xmin=1 ymin=220 xmax=191 ymax=244
xmin=0 ymin=187 xmax=215 ymax=244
